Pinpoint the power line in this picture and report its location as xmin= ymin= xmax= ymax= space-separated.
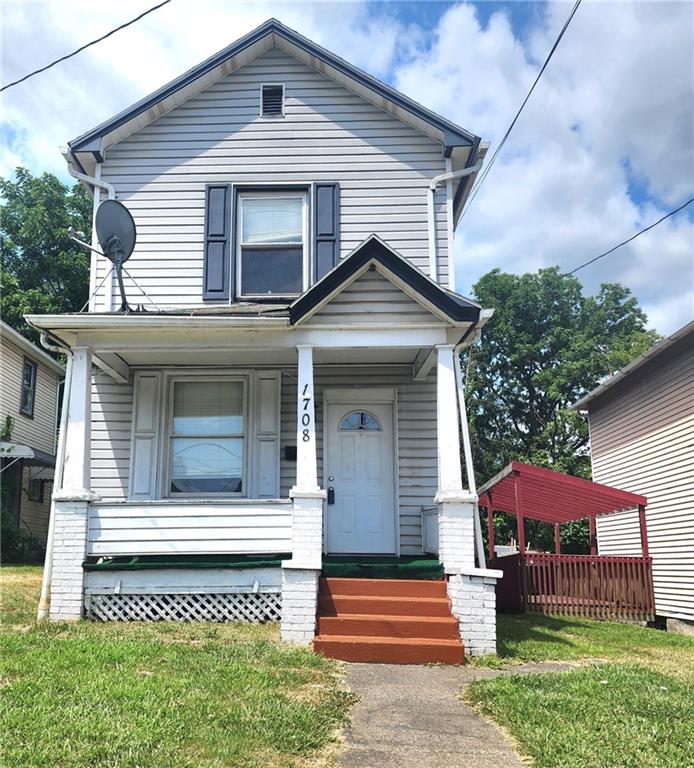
xmin=563 ymin=197 xmax=694 ymax=276
xmin=1 ymin=0 xmax=173 ymax=93
xmin=459 ymin=0 xmax=582 ymax=221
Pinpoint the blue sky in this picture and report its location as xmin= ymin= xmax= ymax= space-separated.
xmin=1 ymin=0 xmax=692 ymax=332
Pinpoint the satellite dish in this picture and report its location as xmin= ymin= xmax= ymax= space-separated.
xmin=95 ymin=200 xmax=137 ymax=312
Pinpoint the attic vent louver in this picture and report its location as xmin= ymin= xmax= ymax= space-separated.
xmin=261 ymin=84 xmax=284 ymax=117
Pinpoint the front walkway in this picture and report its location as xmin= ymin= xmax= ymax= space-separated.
xmin=340 ymin=662 xmax=572 ymax=768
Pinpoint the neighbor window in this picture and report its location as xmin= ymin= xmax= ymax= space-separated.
xmin=28 ymin=476 xmax=44 ymax=503
xmin=20 ymin=358 xmax=37 ymax=417
xmin=237 ymin=191 xmax=307 ymax=297
xmin=168 ymin=380 xmax=245 ymax=495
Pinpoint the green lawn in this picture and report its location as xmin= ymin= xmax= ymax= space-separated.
xmin=0 ymin=566 xmax=354 ymax=768
xmin=465 ymin=614 xmax=694 ymax=768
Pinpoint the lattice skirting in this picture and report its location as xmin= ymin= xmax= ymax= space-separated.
xmin=86 ymin=592 xmax=282 ymax=623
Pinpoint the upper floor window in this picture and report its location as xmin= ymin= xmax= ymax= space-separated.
xmin=236 ymin=191 xmax=308 ymax=298
xmin=20 ymin=358 xmax=37 ymax=418
xmin=260 ymin=84 xmax=284 ymax=117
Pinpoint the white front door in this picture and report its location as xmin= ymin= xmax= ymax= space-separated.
xmin=325 ymin=398 xmax=396 ymax=554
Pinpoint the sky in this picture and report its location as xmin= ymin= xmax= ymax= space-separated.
xmin=1 ymin=0 xmax=693 ymax=334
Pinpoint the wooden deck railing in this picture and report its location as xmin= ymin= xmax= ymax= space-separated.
xmin=521 ymin=553 xmax=655 ymax=622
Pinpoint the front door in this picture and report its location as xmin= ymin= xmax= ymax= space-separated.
xmin=325 ymin=398 xmax=396 ymax=554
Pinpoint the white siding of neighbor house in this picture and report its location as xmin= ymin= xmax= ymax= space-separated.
xmin=89 ymin=364 xmax=437 ymax=554
xmin=94 ymin=48 xmax=450 ymax=310
xmin=0 ymin=334 xmax=60 ymax=456
xmin=303 ymin=269 xmax=444 ymax=327
xmin=589 ymin=338 xmax=694 ymax=622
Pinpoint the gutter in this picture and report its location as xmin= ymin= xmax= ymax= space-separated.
xmin=427 ymin=159 xmax=483 ymax=281
xmin=36 ymin=333 xmax=73 ymax=621
xmin=61 ymin=146 xmax=116 ymax=200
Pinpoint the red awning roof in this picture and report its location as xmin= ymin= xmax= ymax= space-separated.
xmin=477 ymin=461 xmax=647 ymax=524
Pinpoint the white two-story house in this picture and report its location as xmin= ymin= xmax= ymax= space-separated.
xmin=28 ymin=19 xmax=500 ymax=662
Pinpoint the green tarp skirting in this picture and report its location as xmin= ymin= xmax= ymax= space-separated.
xmin=83 ymin=554 xmax=444 ymax=580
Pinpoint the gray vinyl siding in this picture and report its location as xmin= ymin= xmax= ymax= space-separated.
xmin=304 ymin=269 xmax=443 ymax=326
xmin=589 ymin=339 xmax=694 ymax=621
xmin=90 ymin=372 xmax=133 ymax=501
xmin=0 ymin=335 xmax=60 ymax=456
xmin=89 ymin=364 xmax=437 ymax=552
xmin=95 ymin=48 xmax=449 ymax=310
xmin=280 ymin=365 xmax=437 ymax=554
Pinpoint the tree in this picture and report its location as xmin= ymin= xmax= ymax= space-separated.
xmin=465 ymin=267 xmax=660 ymax=553
xmin=1 ymin=168 xmax=92 ymax=344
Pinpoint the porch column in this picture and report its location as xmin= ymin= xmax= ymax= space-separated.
xmin=435 ymin=345 xmax=501 ymax=654
xmin=638 ymin=504 xmax=649 ymax=558
xmin=589 ymin=515 xmax=597 ymax=556
xmin=50 ymin=347 xmax=98 ymax=621
xmin=282 ymin=344 xmax=325 ymax=645
xmin=555 ymin=523 xmax=561 ymax=555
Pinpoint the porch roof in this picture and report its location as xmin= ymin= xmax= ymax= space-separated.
xmin=478 ymin=461 xmax=647 ymax=524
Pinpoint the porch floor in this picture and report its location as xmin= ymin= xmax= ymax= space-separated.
xmin=322 ymin=555 xmax=443 ymax=581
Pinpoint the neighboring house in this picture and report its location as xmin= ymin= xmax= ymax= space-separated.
xmin=0 ymin=321 xmax=63 ymax=549
xmin=26 ymin=19 xmax=501 ymax=661
xmin=574 ymin=321 xmax=694 ymax=632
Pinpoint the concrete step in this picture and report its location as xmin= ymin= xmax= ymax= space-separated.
xmin=319 ymin=576 xmax=446 ymax=598
xmin=319 ymin=593 xmax=453 ymax=617
xmin=317 ymin=613 xmax=460 ymax=640
xmin=314 ymin=634 xmax=465 ymax=665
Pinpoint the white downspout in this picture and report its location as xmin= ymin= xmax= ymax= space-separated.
xmin=454 ymin=308 xmax=494 ymax=568
xmin=61 ymin=149 xmax=116 ymax=200
xmin=427 ymin=160 xmax=483 ymax=281
xmin=37 ymin=334 xmax=73 ymax=621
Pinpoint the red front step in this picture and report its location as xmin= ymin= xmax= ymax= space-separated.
xmin=314 ymin=576 xmax=464 ymax=665
xmin=319 ymin=593 xmax=452 ymax=617
xmin=317 ymin=613 xmax=459 ymax=640
xmin=319 ymin=577 xmax=446 ymax=598
xmin=314 ymin=634 xmax=464 ymax=665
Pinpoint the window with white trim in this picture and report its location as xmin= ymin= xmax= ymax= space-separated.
xmin=167 ymin=379 xmax=245 ymax=495
xmin=236 ymin=191 xmax=308 ymax=298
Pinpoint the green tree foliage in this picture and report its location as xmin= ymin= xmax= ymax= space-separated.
xmin=1 ymin=168 xmax=91 ymax=344
xmin=465 ymin=267 xmax=659 ymax=553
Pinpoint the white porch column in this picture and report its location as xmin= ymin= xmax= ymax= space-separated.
xmin=282 ymin=344 xmax=324 ymax=644
xmin=435 ymin=344 xmax=475 ymax=569
xmin=50 ymin=347 xmax=98 ymax=621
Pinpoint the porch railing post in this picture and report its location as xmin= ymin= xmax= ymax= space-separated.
xmin=282 ymin=344 xmax=325 ymax=645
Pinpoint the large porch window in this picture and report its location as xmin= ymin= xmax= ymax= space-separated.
xmin=168 ymin=379 xmax=245 ymax=495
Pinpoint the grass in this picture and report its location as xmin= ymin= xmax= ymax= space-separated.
xmin=464 ymin=613 xmax=694 ymax=768
xmin=0 ymin=566 xmax=355 ymax=768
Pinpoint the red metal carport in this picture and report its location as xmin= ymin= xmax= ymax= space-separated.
xmin=478 ymin=461 xmax=655 ymax=622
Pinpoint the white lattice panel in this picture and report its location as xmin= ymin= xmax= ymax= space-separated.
xmin=87 ymin=592 xmax=282 ymax=622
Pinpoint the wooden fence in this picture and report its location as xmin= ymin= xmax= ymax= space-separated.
xmin=521 ymin=553 xmax=655 ymax=622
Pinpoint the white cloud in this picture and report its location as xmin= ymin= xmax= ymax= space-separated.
xmin=393 ymin=1 xmax=694 ymax=333
xmin=1 ymin=0 xmax=692 ymax=333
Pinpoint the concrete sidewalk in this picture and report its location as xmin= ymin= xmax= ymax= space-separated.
xmin=339 ymin=662 xmax=572 ymax=768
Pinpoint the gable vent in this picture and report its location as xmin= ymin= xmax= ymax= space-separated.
xmin=261 ymin=84 xmax=284 ymax=117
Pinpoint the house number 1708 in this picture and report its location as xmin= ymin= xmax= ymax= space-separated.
xmin=301 ymin=384 xmax=312 ymax=442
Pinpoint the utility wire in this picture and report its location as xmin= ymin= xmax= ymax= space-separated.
xmin=1 ymin=0 xmax=173 ymax=93
xmin=563 ymin=197 xmax=694 ymax=276
xmin=459 ymin=0 xmax=582 ymax=221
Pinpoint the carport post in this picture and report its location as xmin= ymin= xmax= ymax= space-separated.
xmin=513 ymin=472 xmax=527 ymax=612
xmin=485 ymin=493 xmax=495 ymax=560
xmin=554 ymin=523 xmax=561 ymax=555
xmin=589 ymin=515 xmax=597 ymax=556
xmin=638 ymin=504 xmax=649 ymax=558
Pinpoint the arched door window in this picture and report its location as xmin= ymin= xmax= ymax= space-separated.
xmin=339 ymin=410 xmax=382 ymax=432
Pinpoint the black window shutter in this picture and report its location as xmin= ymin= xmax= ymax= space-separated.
xmin=313 ymin=182 xmax=340 ymax=282
xmin=203 ymin=183 xmax=232 ymax=300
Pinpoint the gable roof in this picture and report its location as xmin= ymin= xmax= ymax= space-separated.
xmin=67 ymin=18 xmax=480 ymax=170
xmin=289 ymin=236 xmax=481 ymax=326
xmin=572 ymin=320 xmax=694 ymax=411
